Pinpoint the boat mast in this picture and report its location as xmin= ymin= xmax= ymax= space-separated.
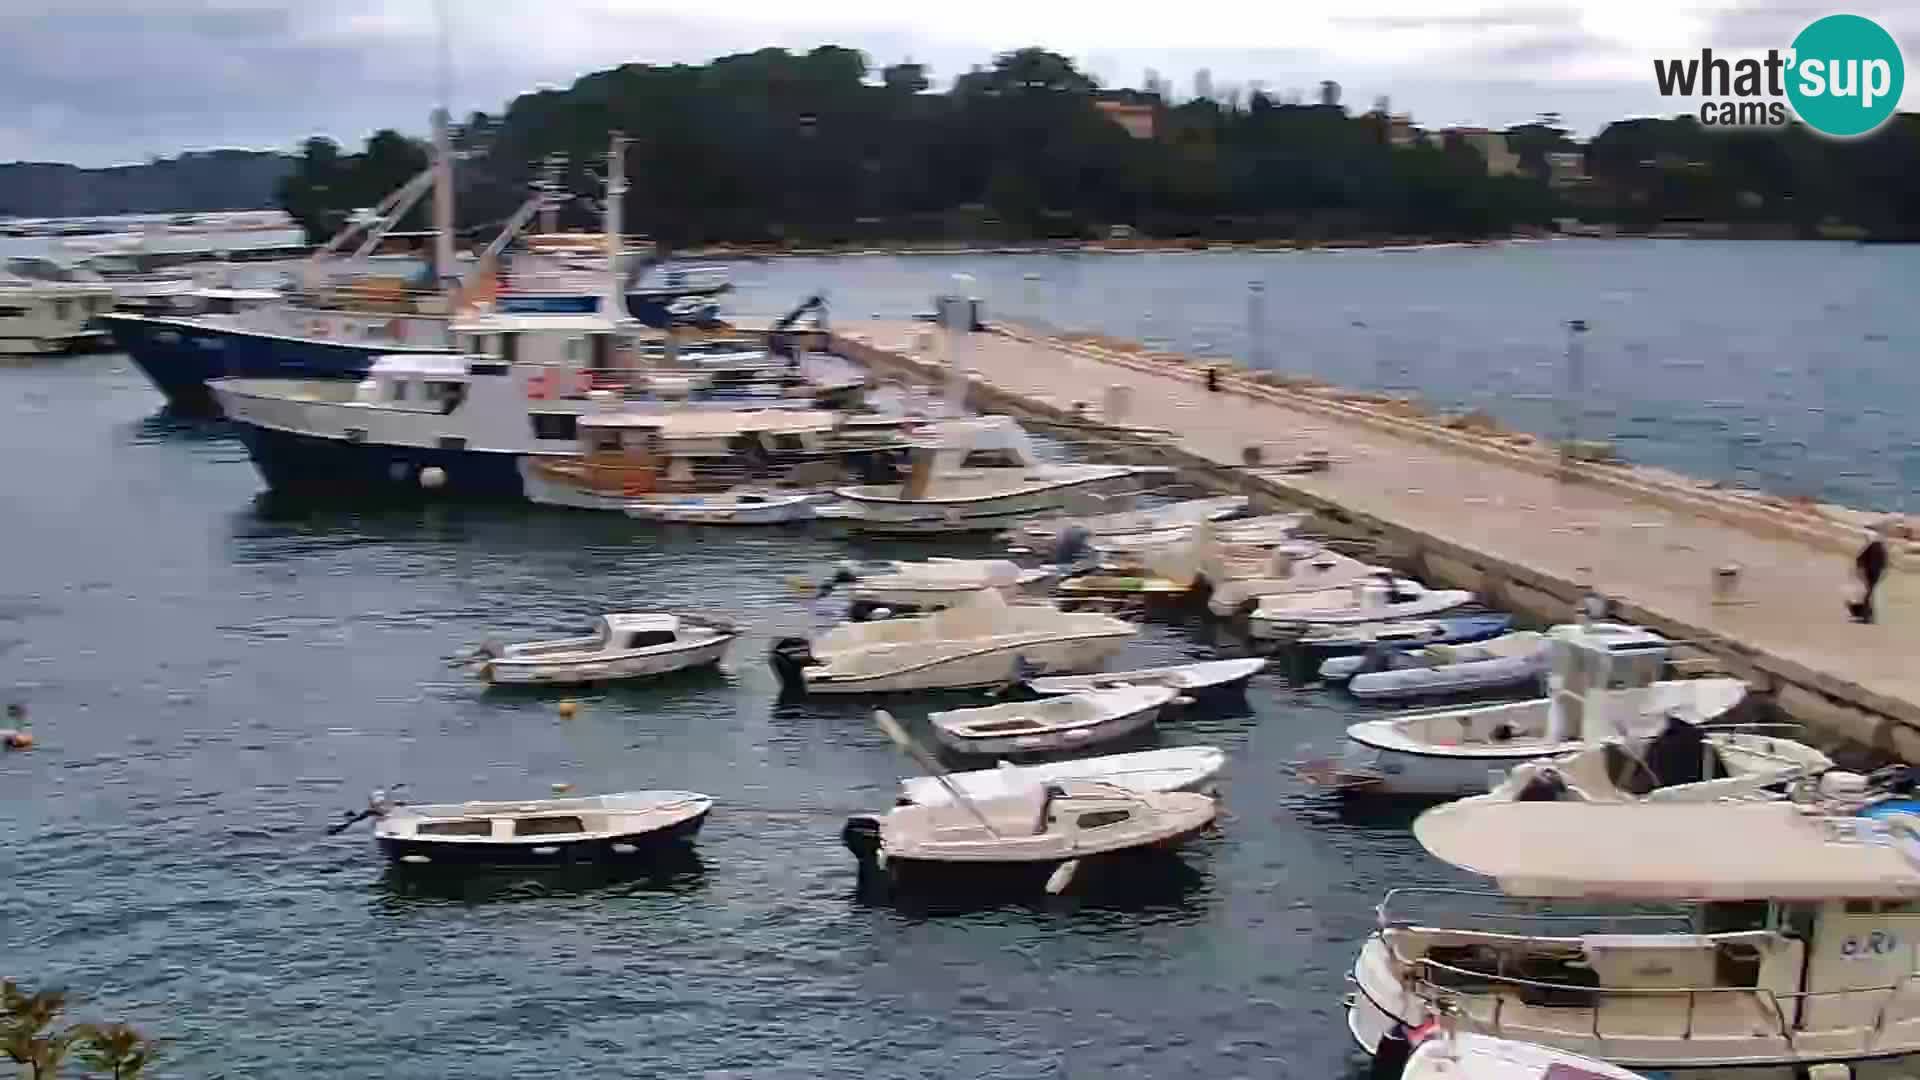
xmin=431 ymin=107 xmax=458 ymax=294
xmin=602 ymin=133 xmax=629 ymax=324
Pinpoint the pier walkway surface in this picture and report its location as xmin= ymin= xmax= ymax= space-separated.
xmin=836 ymin=319 xmax=1920 ymax=746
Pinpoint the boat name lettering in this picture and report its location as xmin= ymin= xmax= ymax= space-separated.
xmin=1843 ymin=931 xmax=1899 ymax=958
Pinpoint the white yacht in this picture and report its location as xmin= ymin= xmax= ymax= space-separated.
xmin=1350 ymin=798 xmax=1920 ymax=1076
xmin=1301 ymin=622 xmax=1749 ymax=796
xmin=827 ymin=416 xmax=1168 ymax=535
xmin=767 ymin=590 xmax=1136 ymax=695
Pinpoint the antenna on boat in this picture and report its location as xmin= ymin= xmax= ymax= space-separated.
xmin=429 ymin=0 xmax=458 ymax=294
xmin=872 ymin=710 xmax=1002 ymax=839
xmin=603 ymin=132 xmax=631 ymax=327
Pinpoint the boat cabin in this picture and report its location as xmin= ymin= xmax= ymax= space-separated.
xmin=448 ymin=311 xmax=629 ymax=375
xmin=1544 ymin=623 xmax=1675 ymax=744
xmin=597 ymin=614 xmax=688 ymax=651
xmin=351 ymin=354 xmax=484 ymax=413
xmin=1365 ymin=800 xmax=1920 ymax=1067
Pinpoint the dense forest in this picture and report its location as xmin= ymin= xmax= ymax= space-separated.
xmin=0 ymin=150 xmax=291 ymax=217
xmin=275 ymin=46 xmax=1920 ymax=246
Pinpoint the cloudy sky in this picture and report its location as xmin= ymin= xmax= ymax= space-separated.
xmin=4 ymin=0 xmax=1916 ymax=165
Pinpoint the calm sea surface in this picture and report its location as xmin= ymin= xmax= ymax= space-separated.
xmin=0 ymin=241 xmax=1910 ymax=1077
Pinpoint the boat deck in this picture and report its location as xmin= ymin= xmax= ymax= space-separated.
xmin=832 ymin=320 xmax=1920 ymax=749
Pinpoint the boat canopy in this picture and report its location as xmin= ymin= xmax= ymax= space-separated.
xmin=1413 ymin=800 xmax=1920 ymax=901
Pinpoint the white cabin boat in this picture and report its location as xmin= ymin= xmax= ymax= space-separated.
xmin=0 ymin=261 xmax=113 ymax=354
xmin=1324 ymin=632 xmax=1550 ymax=700
xmin=929 ymin=685 xmax=1174 ymax=756
xmin=372 ymin=789 xmax=712 ymax=866
xmin=898 ymin=745 xmax=1227 ymax=805
xmin=1246 ymin=575 xmax=1473 ymax=636
xmin=1350 ymin=799 xmax=1920 ymax=1076
xmin=1306 ymin=623 xmax=1751 ymax=796
xmin=829 ymin=416 xmax=1168 ymax=535
xmin=768 ymin=590 xmax=1136 ymax=695
xmin=470 ymin=613 xmax=736 ymax=685
xmin=1026 ymin=656 xmax=1265 ymax=697
xmin=843 ymin=779 xmax=1217 ymax=894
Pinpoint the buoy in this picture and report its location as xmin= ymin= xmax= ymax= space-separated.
xmin=557 ymin=700 xmax=578 ymax=719
xmin=2 ymin=729 xmax=32 ymax=750
xmin=419 ymin=466 xmax=446 ymax=490
xmin=551 ymin=782 xmax=573 ymax=795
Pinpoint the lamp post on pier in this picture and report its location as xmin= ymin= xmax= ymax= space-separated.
xmin=1560 ymin=318 xmax=1589 ymax=467
xmin=1247 ymin=279 xmax=1267 ymax=371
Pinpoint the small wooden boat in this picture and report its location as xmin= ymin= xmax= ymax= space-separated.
xmin=898 ymin=746 xmax=1227 ymax=805
xmin=369 ymin=790 xmax=712 ymax=867
xmin=930 ymin=685 xmax=1174 ymax=756
xmin=1297 ymin=614 xmax=1511 ymax=651
xmin=848 ymin=711 xmax=1216 ymax=895
xmin=624 ymin=489 xmax=833 ymax=525
xmin=1026 ymin=657 xmax=1264 ymax=698
xmin=1320 ymin=631 xmax=1549 ymax=699
xmin=469 ymin=613 xmax=736 ymax=685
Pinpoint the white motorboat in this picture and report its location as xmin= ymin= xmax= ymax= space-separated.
xmin=1302 ymin=623 xmax=1750 ymax=796
xmin=768 ymin=590 xmax=1136 ymax=695
xmin=1010 ymin=495 xmax=1250 ymax=547
xmin=1058 ymin=527 xmax=1369 ymax=606
xmin=1474 ymin=725 xmax=1832 ymax=805
xmin=468 ymin=613 xmax=736 ymax=685
xmin=0 ymin=260 xmax=113 ymax=354
xmin=1349 ymin=799 xmax=1920 ymax=1076
xmin=1299 ymin=614 xmax=1513 ymax=652
xmin=1085 ymin=512 xmax=1307 ymax=557
xmin=830 ymin=416 xmax=1169 ymax=535
xmin=1321 ymin=632 xmax=1550 ymax=700
xmin=361 ymin=789 xmax=712 ymax=866
xmin=1246 ymin=574 xmax=1472 ymax=636
xmin=1026 ymin=657 xmax=1265 ymax=698
xmin=819 ymin=557 xmax=1057 ymax=618
xmin=846 ymin=711 xmax=1216 ymax=895
xmin=898 ymin=745 xmax=1227 ymax=805
xmin=624 ymin=489 xmax=835 ymax=525
xmin=929 ymin=685 xmax=1174 ymax=756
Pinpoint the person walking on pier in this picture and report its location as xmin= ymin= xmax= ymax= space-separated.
xmin=1849 ymin=528 xmax=1891 ymax=624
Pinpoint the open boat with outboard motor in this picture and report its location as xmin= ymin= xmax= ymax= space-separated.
xmin=463 ymin=612 xmax=736 ymax=685
xmin=929 ymin=685 xmax=1175 ymax=756
xmin=339 ymin=788 xmax=713 ymax=867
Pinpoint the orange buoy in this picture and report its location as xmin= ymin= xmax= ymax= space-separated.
xmin=557 ymin=699 xmax=578 ymax=719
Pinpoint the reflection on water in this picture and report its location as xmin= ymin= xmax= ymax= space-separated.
xmin=375 ymin=851 xmax=708 ymax=907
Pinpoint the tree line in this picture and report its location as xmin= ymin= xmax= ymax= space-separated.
xmin=274 ymin=46 xmax=1920 ymax=247
xmin=0 ymin=151 xmax=290 ymax=218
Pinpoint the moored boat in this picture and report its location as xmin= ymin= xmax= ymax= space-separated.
xmin=467 ymin=612 xmax=736 ymax=685
xmin=1025 ymin=656 xmax=1265 ymax=698
xmin=929 ymin=685 xmax=1174 ymax=756
xmin=898 ymin=745 xmax=1227 ymax=805
xmin=1297 ymin=614 xmax=1513 ymax=652
xmin=366 ymin=789 xmax=713 ymax=867
xmin=1323 ymin=631 xmax=1550 ymax=699
xmin=1246 ymin=574 xmax=1473 ymax=636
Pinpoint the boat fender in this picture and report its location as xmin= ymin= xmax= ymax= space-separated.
xmin=419 ymin=466 xmax=447 ymax=490
xmin=557 ymin=700 xmax=578 ymax=719
xmin=1367 ymin=1023 xmax=1414 ymax=1079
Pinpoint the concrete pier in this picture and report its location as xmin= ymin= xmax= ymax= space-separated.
xmin=830 ymin=320 xmax=1920 ymax=758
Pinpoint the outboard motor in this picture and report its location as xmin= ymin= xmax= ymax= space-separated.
xmin=1641 ymin=711 xmax=1709 ymax=787
xmin=1367 ymin=1022 xmax=1415 ymax=1080
xmin=768 ymin=637 xmax=818 ymax=697
xmin=1049 ymin=524 xmax=1094 ymax=567
xmin=1515 ymin=766 xmax=1570 ymax=802
xmin=817 ymin=565 xmax=859 ymax=599
xmin=1353 ymin=644 xmax=1398 ymax=676
xmin=841 ymin=815 xmax=883 ymax=863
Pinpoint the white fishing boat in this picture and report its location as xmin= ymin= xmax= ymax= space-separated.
xmin=1474 ymin=725 xmax=1832 ymax=805
xmin=1349 ymin=798 xmax=1920 ymax=1076
xmin=929 ymin=685 xmax=1174 ymax=756
xmin=829 ymin=416 xmax=1169 ymax=535
xmin=1026 ymin=656 xmax=1265 ymax=697
xmin=1301 ymin=623 xmax=1751 ymax=796
xmin=0 ymin=261 xmax=113 ymax=354
xmin=467 ymin=613 xmax=736 ymax=685
xmin=898 ymin=745 xmax=1227 ymax=805
xmin=1320 ymin=632 xmax=1550 ymax=700
xmin=1246 ymin=574 xmax=1472 ymax=636
xmin=768 ymin=590 xmax=1136 ymax=695
xmin=1299 ymin=614 xmax=1513 ymax=652
xmin=360 ymin=789 xmax=712 ymax=866
xmin=1010 ymin=495 xmax=1250 ymax=546
xmin=818 ymin=557 xmax=1057 ymax=617
xmin=845 ymin=711 xmax=1216 ymax=895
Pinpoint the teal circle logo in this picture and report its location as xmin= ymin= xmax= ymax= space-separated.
xmin=1786 ymin=14 xmax=1905 ymax=137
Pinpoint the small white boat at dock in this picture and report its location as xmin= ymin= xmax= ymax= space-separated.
xmin=819 ymin=557 xmax=1056 ymax=617
xmin=1026 ymin=656 xmax=1265 ymax=697
xmin=1246 ymin=575 xmax=1472 ymax=636
xmin=1298 ymin=614 xmax=1513 ymax=652
xmin=929 ymin=685 xmax=1174 ymax=756
xmin=468 ymin=613 xmax=736 ymax=685
xmin=1323 ymin=632 xmax=1550 ymax=700
xmin=898 ymin=745 xmax=1227 ymax=805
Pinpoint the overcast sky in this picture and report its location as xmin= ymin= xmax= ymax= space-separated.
xmin=4 ymin=0 xmax=1916 ymax=165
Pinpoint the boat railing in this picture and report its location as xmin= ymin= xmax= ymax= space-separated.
xmin=1378 ymin=887 xmax=1694 ymax=935
xmin=1411 ymin=956 xmax=1920 ymax=1050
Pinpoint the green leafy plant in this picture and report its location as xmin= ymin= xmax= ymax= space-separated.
xmin=2 ymin=982 xmax=156 ymax=1080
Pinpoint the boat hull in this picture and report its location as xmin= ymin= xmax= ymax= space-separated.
xmin=484 ymin=637 xmax=732 ymax=685
xmin=1329 ymin=735 xmax=1554 ymax=796
xmin=834 ymin=470 xmax=1158 ymax=536
xmin=231 ymin=423 xmax=531 ymax=500
xmin=841 ymin=816 xmax=1211 ymax=895
xmin=377 ymin=807 xmax=708 ymax=867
